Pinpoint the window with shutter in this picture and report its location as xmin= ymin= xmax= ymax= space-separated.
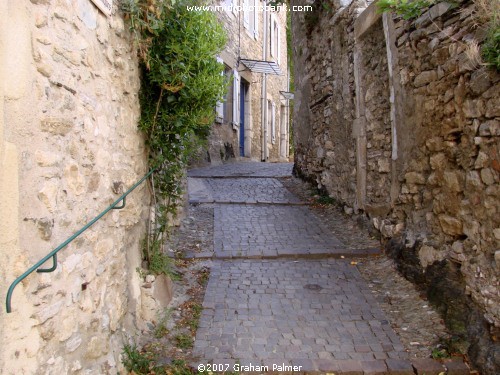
xmin=271 ymin=101 xmax=276 ymax=144
xmin=270 ymin=14 xmax=275 ymax=58
xmin=215 ymin=57 xmax=224 ymax=123
xmin=253 ymin=0 xmax=259 ymax=39
xmin=243 ymin=0 xmax=250 ymax=29
xmin=276 ymin=23 xmax=281 ymax=65
xmin=223 ymin=66 xmax=233 ymax=124
xmin=232 ymin=69 xmax=240 ymax=129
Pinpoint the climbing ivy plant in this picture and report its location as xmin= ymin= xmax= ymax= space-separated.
xmin=121 ymin=0 xmax=227 ymax=274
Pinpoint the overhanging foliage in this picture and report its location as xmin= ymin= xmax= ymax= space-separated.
xmin=122 ymin=0 xmax=227 ymax=274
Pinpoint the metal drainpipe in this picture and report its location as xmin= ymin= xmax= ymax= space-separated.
xmin=261 ymin=2 xmax=268 ymax=162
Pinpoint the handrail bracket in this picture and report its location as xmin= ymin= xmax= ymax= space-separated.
xmin=5 ymin=168 xmax=155 ymax=313
xmin=37 ymin=254 xmax=58 ymax=273
xmin=113 ymin=197 xmax=126 ymax=209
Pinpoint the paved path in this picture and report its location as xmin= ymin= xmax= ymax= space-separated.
xmin=214 ymin=204 xmax=346 ymax=258
xmin=188 ymin=162 xmax=294 ymax=178
xmin=204 ymin=178 xmax=302 ymax=204
xmin=187 ymin=162 xmax=411 ymax=373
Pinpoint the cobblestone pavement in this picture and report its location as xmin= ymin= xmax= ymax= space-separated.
xmin=188 ymin=161 xmax=293 ymax=178
xmin=193 ymin=259 xmax=408 ymax=372
xmin=203 ymin=178 xmax=302 ymax=204
xmin=170 ymin=203 xmax=214 ymax=256
xmin=280 ymin=177 xmax=381 ymax=252
xmin=214 ymin=204 xmax=353 ymax=258
xmin=279 ymin=177 xmax=453 ymax=360
xmin=179 ymin=162 xmax=462 ymax=374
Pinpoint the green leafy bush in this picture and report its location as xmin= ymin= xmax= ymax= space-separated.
xmin=122 ymin=0 xmax=227 ymax=271
xmin=121 ymin=344 xmax=154 ymax=374
xmin=377 ymin=0 xmax=499 ymax=71
xmin=482 ymin=26 xmax=500 ymax=70
xmin=376 ymin=0 xmax=434 ymax=20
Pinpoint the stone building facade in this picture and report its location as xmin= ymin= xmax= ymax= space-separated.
xmin=0 ymin=0 xmax=160 ymax=373
xmin=205 ymin=0 xmax=290 ymax=163
xmin=291 ymin=0 xmax=499 ymax=373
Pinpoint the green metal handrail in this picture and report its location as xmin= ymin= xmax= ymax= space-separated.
xmin=5 ymin=168 xmax=155 ymax=313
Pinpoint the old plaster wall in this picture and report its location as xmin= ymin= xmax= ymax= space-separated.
xmin=0 ymin=0 xmax=151 ymax=373
xmin=292 ymin=0 xmax=499 ymax=372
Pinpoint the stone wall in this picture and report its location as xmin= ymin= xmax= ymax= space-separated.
xmin=292 ymin=0 xmax=359 ymax=203
xmin=0 ymin=0 xmax=151 ymax=373
xmin=358 ymin=20 xmax=392 ymax=208
xmin=292 ymin=0 xmax=499 ymax=372
xmin=388 ymin=6 xmax=500 ymax=371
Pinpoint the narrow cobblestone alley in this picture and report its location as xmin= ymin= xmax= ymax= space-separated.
xmin=176 ymin=162 xmax=469 ymax=374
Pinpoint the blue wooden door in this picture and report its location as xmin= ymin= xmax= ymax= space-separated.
xmin=239 ymin=81 xmax=245 ymax=156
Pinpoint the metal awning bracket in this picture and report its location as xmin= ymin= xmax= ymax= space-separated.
xmin=239 ymin=58 xmax=283 ymax=75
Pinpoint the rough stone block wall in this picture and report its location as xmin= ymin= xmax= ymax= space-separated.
xmin=292 ymin=0 xmax=499 ymax=372
xmin=389 ymin=2 xmax=499 ymax=363
xmin=0 ymin=0 xmax=149 ymax=373
xmin=292 ymin=0 xmax=359 ymax=204
xmin=358 ymin=20 xmax=392 ymax=206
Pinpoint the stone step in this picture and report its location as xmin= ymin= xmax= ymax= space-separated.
xmin=182 ymin=248 xmax=381 ymax=260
